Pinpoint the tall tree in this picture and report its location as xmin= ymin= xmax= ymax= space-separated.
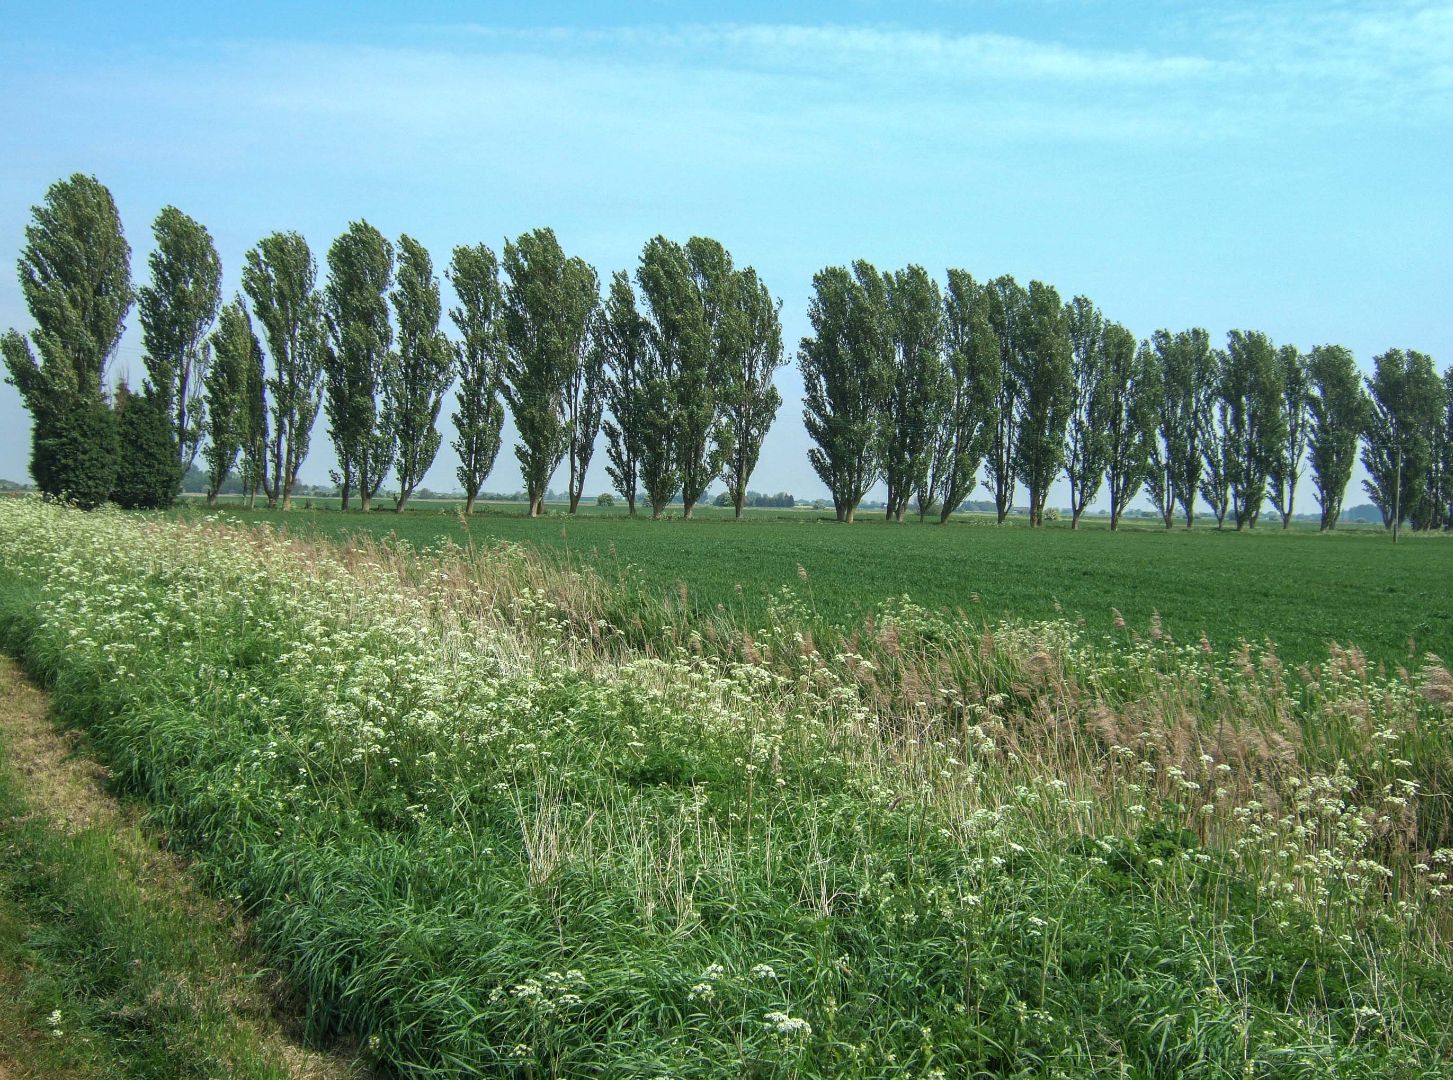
xmin=1013 ymin=281 xmax=1073 ymax=527
xmin=718 ymin=267 xmax=785 ymax=519
xmin=447 ymin=243 xmax=506 ymax=516
xmin=1101 ymin=329 xmax=1154 ymax=531
xmin=1063 ymin=295 xmax=1108 ymax=528
xmin=880 ymin=265 xmax=946 ymax=522
xmin=982 ymin=276 xmax=1027 ymax=522
xmin=111 ymin=382 xmax=180 ymax=510
xmin=138 ymin=205 xmax=222 ymax=479
xmin=322 ymin=221 xmax=394 ymax=511
xmin=597 ymin=271 xmax=649 ymax=515
xmin=1198 ymin=359 xmax=1234 ymax=530
xmin=2 ymin=174 xmax=132 ymax=505
xmin=563 ymin=306 xmax=605 ymax=515
xmin=1435 ymin=367 xmax=1453 ymax=532
xmin=930 ymin=269 xmax=999 ymax=523
xmin=1221 ymin=330 xmax=1287 ymax=529
xmin=635 ymin=237 xmax=709 ymax=517
xmin=800 ymin=262 xmax=892 ymax=523
xmin=389 ymin=235 xmax=455 ymax=512
xmin=1361 ymin=348 xmax=1444 ymax=529
xmin=677 ymin=237 xmax=736 ymax=518
xmin=1267 ymin=344 xmax=1310 ymax=528
xmin=1149 ymin=328 xmax=1216 ymax=528
xmin=499 ymin=227 xmax=597 ymax=517
xmin=201 ymin=298 xmax=262 ymax=507
xmin=1305 ymin=344 xmax=1365 ymax=530
xmin=242 ymin=231 xmax=325 ymax=511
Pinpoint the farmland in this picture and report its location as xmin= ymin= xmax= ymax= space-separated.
xmin=4 ymin=498 xmax=1453 ymax=1076
xmin=189 ymin=499 xmax=1452 ymax=670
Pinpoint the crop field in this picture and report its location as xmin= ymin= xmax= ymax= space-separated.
xmin=4 ymin=498 xmax=1453 ymax=1076
xmin=188 ymin=498 xmax=1452 ymax=670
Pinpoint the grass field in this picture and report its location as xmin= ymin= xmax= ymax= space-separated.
xmin=184 ymin=497 xmax=1452 ymax=669
xmin=6 ymin=499 xmax=1453 ymax=1076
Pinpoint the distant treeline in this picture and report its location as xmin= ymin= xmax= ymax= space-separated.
xmin=4 ymin=174 xmax=1451 ymax=531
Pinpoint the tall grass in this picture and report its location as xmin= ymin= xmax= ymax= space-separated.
xmin=2 ymin=498 xmax=1452 ymax=1077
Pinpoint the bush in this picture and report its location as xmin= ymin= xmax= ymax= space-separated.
xmin=596 ymin=492 xmax=615 ymax=507
xmin=111 ymin=387 xmax=179 ymax=510
xmin=30 ymin=395 xmax=118 ymax=510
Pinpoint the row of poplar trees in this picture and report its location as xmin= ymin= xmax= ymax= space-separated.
xmin=1 ymin=175 xmax=788 ymax=518
xmin=799 ymin=262 xmax=1453 ymax=530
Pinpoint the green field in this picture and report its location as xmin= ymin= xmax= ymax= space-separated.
xmin=186 ymin=498 xmax=1451 ymax=669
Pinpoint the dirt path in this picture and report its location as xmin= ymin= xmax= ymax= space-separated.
xmin=0 ymin=656 xmax=367 ymax=1079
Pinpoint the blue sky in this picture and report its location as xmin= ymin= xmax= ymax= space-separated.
xmin=2 ymin=1 xmax=1449 ymax=507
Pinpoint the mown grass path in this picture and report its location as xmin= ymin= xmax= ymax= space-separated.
xmin=0 ymin=657 xmax=367 ymax=1079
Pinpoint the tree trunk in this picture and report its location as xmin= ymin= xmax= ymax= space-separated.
xmin=395 ymin=491 xmax=410 ymax=513
xmin=569 ymin=492 xmax=581 ymax=514
xmin=844 ymin=505 xmax=856 ymax=524
xmin=682 ymin=500 xmax=695 ymax=519
xmin=626 ymin=492 xmax=637 ymax=516
xmin=206 ymin=491 xmax=218 ymax=509
xmin=464 ymin=492 xmax=476 ymax=515
xmin=1071 ymin=508 xmax=1082 ymax=529
xmin=734 ymin=495 xmax=745 ymax=519
xmin=360 ymin=491 xmax=371 ymax=513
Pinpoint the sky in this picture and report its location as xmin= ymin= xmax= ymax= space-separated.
xmin=1 ymin=0 xmax=1449 ymax=508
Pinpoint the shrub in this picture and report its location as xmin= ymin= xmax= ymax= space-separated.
xmin=30 ymin=395 xmax=118 ymax=510
xmin=111 ymin=386 xmax=179 ymax=510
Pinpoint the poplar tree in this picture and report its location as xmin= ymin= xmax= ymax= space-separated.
xmin=1149 ymin=328 xmax=1216 ymax=528
xmin=718 ymin=267 xmax=784 ymax=519
xmin=1199 ymin=381 xmax=1234 ymax=529
xmin=138 ymin=205 xmax=222 ymax=478
xmin=1305 ymin=344 xmax=1365 ymax=530
xmin=499 ymin=228 xmax=597 ymax=517
xmin=2 ymin=173 xmax=132 ymax=507
xmin=1101 ymin=327 xmax=1153 ymax=530
xmin=1063 ymin=295 xmax=1108 ymax=528
xmin=447 ymin=243 xmax=506 ymax=516
xmin=1267 ymin=344 xmax=1310 ymax=528
xmin=930 ymin=269 xmax=999 ymax=523
xmin=242 ymin=231 xmax=325 ymax=511
xmin=201 ymin=298 xmax=263 ymax=506
xmin=1361 ymin=348 xmax=1444 ymax=528
xmin=564 ymin=313 xmax=605 ymax=514
xmin=636 ymin=236 xmax=709 ymax=517
xmin=800 ymin=262 xmax=892 ymax=523
xmin=597 ymin=271 xmax=649 ymax=515
xmin=322 ymin=221 xmax=394 ymax=511
xmin=389 ymin=235 xmax=455 ymax=512
xmin=678 ymin=237 xmax=735 ymax=518
xmin=1435 ymin=368 xmax=1453 ymax=531
xmin=1221 ymin=330 xmax=1287 ymax=529
xmin=983 ymin=276 xmax=1026 ymax=522
xmin=1013 ymin=280 xmax=1072 ymax=527
xmin=880 ymin=265 xmax=945 ymax=522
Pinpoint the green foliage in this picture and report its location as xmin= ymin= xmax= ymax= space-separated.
xmin=499 ymin=228 xmax=598 ymax=517
xmin=983 ymin=276 xmax=1028 ymax=522
xmin=800 ymin=261 xmax=892 ymax=523
xmin=1012 ymin=280 xmax=1073 ymax=526
xmin=4 ymin=173 xmax=133 ymax=407
xmin=1267 ymin=344 xmax=1311 ymax=527
xmin=111 ymin=386 xmax=180 ymax=510
xmin=322 ymin=220 xmax=395 ymax=510
xmin=1361 ymin=348 xmax=1446 ymax=530
xmin=880 ymin=264 xmax=945 ymax=522
xmin=1221 ymin=330 xmax=1288 ymax=529
xmin=242 ymin=232 xmax=325 ymax=511
xmin=1099 ymin=324 xmax=1152 ymax=530
xmin=1147 ymin=328 xmax=1217 ymax=529
xmin=597 ymin=270 xmax=650 ymax=515
xmin=717 ymin=266 xmax=785 ymax=519
xmin=595 ymin=492 xmax=615 ymax=507
xmin=932 ymin=270 xmax=999 ymax=523
xmin=1063 ymin=295 xmax=1108 ymax=526
xmin=138 ymin=205 xmax=222 ymax=478
xmin=1306 ymin=344 xmax=1366 ymax=530
xmin=28 ymin=392 xmax=119 ymax=509
xmin=202 ymin=298 xmax=263 ymax=505
xmin=447 ymin=243 xmax=507 ymax=514
xmin=388 ymin=235 xmax=454 ymax=512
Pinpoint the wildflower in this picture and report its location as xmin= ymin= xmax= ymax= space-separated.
xmin=764 ymin=1011 xmax=812 ymax=1037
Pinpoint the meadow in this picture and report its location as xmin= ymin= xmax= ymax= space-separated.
xmin=4 ymin=498 xmax=1453 ymax=1077
xmin=187 ymin=498 xmax=1451 ymax=671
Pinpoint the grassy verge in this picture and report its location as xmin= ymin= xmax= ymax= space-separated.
xmin=0 ymin=656 xmax=362 ymax=1079
xmin=4 ymin=499 xmax=1453 ymax=1076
